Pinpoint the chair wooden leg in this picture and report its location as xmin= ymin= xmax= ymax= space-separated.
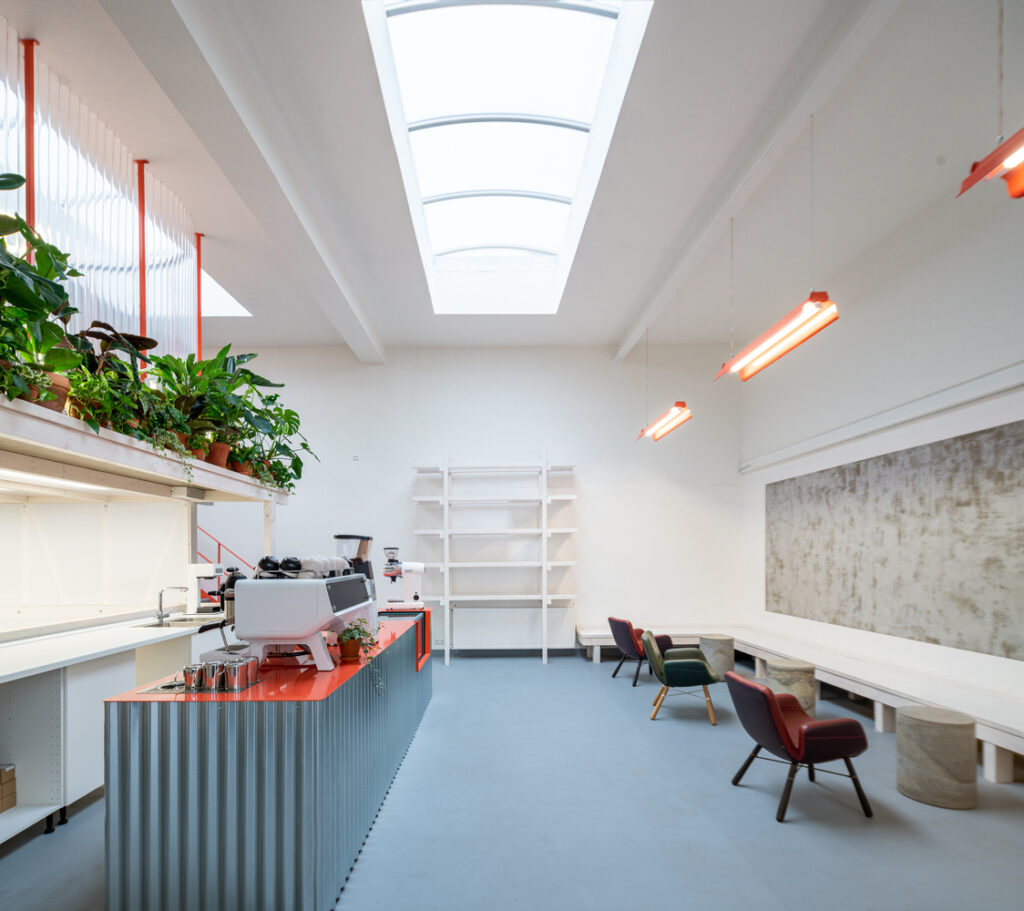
xmin=632 ymin=659 xmax=644 ymax=687
xmin=807 ymin=763 xmax=815 ymax=782
xmin=702 ymin=685 xmax=717 ymax=725
xmin=732 ymin=745 xmax=761 ymax=785
xmin=651 ymin=686 xmax=668 ymax=720
xmin=611 ymin=656 xmax=627 ymax=678
xmin=844 ymin=757 xmax=873 ymax=818
xmin=776 ymin=762 xmax=799 ymax=822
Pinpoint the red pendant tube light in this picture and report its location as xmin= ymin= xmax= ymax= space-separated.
xmin=958 ymin=125 xmax=1024 ymax=199
xmin=715 ymin=291 xmax=838 ymax=382
xmin=638 ymin=402 xmax=692 ymax=441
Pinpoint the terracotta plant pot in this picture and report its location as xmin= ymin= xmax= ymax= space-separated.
xmin=229 ymin=460 xmax=255 ymax=476
xmin=190 ymin=446 xmax=209 ymax=460
xmin=173 ymin=430 xmax=189 ymax=446
xmin=18 ymin=371 xmax=70 ymax=412
xmin=205 ymin=441 xmax=231 ymax=468
xmin=339 ymin=639 xmax=362 ymax=664
xmin=66 ymin=397 xmax=108 ymax=427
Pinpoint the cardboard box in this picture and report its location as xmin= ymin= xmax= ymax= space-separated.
xmin=0 ymin=793 xmax=14 ymax=813
xmin=0 ymin=764 xmax=14 ymax=784
xmin=0 ymin=779 xmax=15 ymax=799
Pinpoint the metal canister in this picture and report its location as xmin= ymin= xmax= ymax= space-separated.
xmin=224 ymin=660 xmax=248 ymax=691
xmin=183 ymin=664 xmax=205 ymax=690
xmin=204 ymin=661 xmax=225 ymax=691
xmin=245 ymin=656 xmax=261 ymax=687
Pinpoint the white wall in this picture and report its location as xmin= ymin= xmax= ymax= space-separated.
xmin=736 ymin=178 xmax=1024 ymax=690
xmin=199 ymin=344 xmax=743 ymax=640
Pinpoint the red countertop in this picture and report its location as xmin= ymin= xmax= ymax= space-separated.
xmin=108 ymin=619 xmax=416 ymax=704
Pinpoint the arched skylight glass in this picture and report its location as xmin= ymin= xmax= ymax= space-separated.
xmin=363 ymin=0 xmax=651 ymax=314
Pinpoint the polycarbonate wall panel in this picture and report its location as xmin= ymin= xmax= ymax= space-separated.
xmin=145 ymin=171 xmax=197 ymax=356
xmin=34 ymin=58 xmax=138 ymax=338
xmin=0 ymin=20 xmax=25 ymax=252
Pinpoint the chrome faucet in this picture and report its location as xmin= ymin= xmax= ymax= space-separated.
xmin=157 ymin=586 xmax=189 ymax=626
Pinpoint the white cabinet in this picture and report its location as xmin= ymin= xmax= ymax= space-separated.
xmin=65 ymin=653 xmax=135 ymax=804
xmin=413 ymin=455 xmax=577 ymax=664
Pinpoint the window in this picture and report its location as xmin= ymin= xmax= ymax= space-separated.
xmin=364 ymin=0 xmax=651 ymax=314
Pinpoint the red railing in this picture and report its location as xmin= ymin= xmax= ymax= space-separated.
xmin=197 ymin=526 xmax=255 ymax=571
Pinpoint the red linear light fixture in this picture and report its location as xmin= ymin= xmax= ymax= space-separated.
xmin=715 ymin=291 xmax=838 ymax=382
xmin=638 ymin=401 xmax=692 ymax=441
xmin=958 ymin=124 xmax=1024 ymax=199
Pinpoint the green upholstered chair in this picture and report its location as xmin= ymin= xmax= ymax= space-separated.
xmin=642 ymin=631 xmax=722 ymax=724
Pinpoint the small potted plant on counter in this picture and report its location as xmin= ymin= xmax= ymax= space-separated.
xmin=338 ymin=618 xmax=377 ymax=664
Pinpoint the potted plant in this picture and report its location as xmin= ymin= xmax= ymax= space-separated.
xmin=0 ymin=173 xmax=83 ymax=410
xmin=337 ymin=618 xmax=378 ymax=664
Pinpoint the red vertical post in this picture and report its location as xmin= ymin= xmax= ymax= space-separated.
xmin=21 ymin=38 xmax=38 ymax=231
xmin=195 ymin=232 xmax=204 ymax=358
xmin=135 ymin=159 xmax=148 ymax=339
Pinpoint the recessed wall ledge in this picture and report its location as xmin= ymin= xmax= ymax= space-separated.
xmin=739 ymin=359 xmax=1024 ymax=474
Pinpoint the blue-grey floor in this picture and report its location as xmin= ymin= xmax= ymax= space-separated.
xmin=1 ymin=655 xmax=1022 ymax=911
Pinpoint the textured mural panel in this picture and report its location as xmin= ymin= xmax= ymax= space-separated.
xmin=766 ymin=420 xmax=1024 ymax=660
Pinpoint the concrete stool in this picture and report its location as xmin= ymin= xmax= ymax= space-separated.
xmin=765 ymin=658 xmax=816 ymax=713
xmin=699 ymin=634 xmax=735 ymax=677
xmin=896 ymin=706 xmax=977 ymax=809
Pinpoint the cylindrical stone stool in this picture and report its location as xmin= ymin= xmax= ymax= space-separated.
xmin=699 ymin=634 xmax=735 ymax=677
xmin=765 ymin=658 xmax=816 ymax=713
xmin=896 ymin=706 xmax=977 ymax=809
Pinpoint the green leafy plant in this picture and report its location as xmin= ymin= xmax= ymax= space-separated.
xmin=338 ymin=619 xmax=384 ymax=692
xmin=0 ymin=173 xmax=83 ymax=400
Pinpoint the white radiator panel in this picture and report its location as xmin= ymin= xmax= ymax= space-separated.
xmin=453 ymin=607 xmax=574 ymax=649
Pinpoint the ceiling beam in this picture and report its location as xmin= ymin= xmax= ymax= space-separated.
xmin=115 ymin=0 xmax=386 ymax=363
xmin=613 ymin=0 xmax=901 ymax=362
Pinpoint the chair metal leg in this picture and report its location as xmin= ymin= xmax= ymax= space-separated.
xmin=843 ymin=757 xmax=873 ymax=817
xmin=648 ymin=662 xmax=653 ymax=675
xmin=632 ymin=659 xmax=644 ymax=687
xmin=611 ymin=656 xmax=627 ymax=678
xmin=732 ymin=745 xmax=761 ymax=785
xmin=702 ymin=685 xmax=717 ymax=725
xmin=776 ymin=762 xmax=799 ymax=822
xmin=651 ymin=686 xmax=668 ymax=720
xmin=807 ymin=763 xmax=815 ymax=782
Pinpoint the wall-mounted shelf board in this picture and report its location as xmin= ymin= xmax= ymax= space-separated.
xmin=547 ymin=494 xmax=578 ymax=502
xmin=449 ymin=497 xmax=543 ymax=505
xmin=449 ymin=528 xmax=542 ymax=536
xmin=0 ymin=397 xmax=287 ymax=505
xmin=413 ymin=529 xmax=444 ymax=536
xmin=449 ymin=562 xmax=543 ymax=568
xmin=413 ymin=496 xmax=443 ymax=504
xmin=547 ymin=528 xmax=578 ymax=534
xmin=547 ymin=561 xmax=578 ymax=568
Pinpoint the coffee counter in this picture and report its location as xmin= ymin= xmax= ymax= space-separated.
xmin=105 ymin=617 xmax=431 ymax=911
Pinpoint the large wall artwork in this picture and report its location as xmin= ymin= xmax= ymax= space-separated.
xmin=766 ymin=419 xmax=1024 ymax=660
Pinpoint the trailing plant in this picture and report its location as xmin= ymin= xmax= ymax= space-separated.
xmin=338 ymin=619 xmax=384 ymax=693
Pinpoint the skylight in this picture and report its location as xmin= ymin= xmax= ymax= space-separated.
xmin=363 ymin=0 xmax=651 ymax=315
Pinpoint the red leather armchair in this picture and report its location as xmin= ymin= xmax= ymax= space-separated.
xmin=725 ymin=671 xmax=873 ymax=822
xmin=607 ymin=617 xmax=673 ymax=686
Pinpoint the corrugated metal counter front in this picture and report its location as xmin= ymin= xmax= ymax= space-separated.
xmin=105 ymin=619 xmax=431 ymax=911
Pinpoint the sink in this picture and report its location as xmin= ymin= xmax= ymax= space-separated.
xmin=147 ymin=614 xmax=225 ymax=628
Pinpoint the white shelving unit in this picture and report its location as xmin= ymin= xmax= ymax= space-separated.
xmin=0 ymin=396 xmax=284 ymax=844
xmin=412 ymin=454 xmax=576 ymax=664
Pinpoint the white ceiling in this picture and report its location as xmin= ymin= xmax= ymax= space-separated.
xmin=5 ymin=1 xmax=1022 ymax=360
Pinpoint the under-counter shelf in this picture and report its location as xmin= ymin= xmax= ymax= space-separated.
xmin=0 ymin=396 xmax=287 ymax=504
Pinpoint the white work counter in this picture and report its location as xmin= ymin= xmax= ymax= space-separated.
xmin=0 ymin=620 xmax=204 ymax=686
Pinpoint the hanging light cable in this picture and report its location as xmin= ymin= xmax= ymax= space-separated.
xmin=637 ymin=309 xmax=693 ymax=441
xmin=959 ymin=1 xmax=1024 ymax=198
xmin=716 ymin=115 xmax=838 ymax=382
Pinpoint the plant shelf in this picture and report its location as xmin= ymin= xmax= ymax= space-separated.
xmin=0 ymin=397 xmax=287 ymax=504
